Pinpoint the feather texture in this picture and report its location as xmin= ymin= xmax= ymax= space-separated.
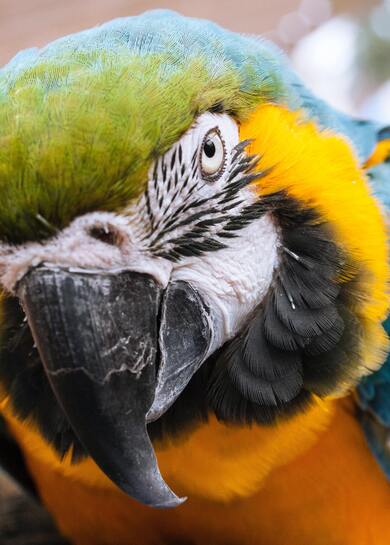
xmin=207 ymin=192 xmax=367 ymax=424
xmin=0 ymin=10 xmax=382 ymax=244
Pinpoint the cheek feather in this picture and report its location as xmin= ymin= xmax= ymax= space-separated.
xmin=240 ymin=104 xmax=389 ymax=390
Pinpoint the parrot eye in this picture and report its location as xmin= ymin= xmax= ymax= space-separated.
xmin=200 ymin=128 xmax=226 ymax=180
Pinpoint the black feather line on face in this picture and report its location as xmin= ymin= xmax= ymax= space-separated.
xmin=144 ymin=139 xmax=265 ymax=259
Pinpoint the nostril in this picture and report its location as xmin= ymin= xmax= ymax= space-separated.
xmin=88 ymin=225 xmax=122 ymax=247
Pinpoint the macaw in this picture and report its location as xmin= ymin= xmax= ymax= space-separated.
xmin=0 ymin=9 xmax=389 ymax=545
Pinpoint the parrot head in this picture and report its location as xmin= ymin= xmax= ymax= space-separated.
xmin=0 ymin=10 xmax=388 ymax=508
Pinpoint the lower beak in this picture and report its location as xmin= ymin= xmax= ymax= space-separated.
xmin=17 ymin=266 xmax=211 ymax=508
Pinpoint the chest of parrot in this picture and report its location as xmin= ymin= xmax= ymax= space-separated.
xmin=3 ymin=397 xmax=390 ymax=545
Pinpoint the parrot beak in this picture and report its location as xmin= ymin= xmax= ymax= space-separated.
xmin=17 ymin=266 xmax=212 ymax=508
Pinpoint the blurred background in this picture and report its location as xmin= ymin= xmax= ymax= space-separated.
xmin=0 ymin=0 xmax=389 ymax=543
xmin=0 ymin=0 xmax=389 ymax=121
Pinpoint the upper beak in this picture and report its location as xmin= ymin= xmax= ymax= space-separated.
xmin=17 ymin=266 xmax=212 ymax=508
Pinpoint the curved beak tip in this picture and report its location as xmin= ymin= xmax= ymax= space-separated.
xmin=18 ymin=267 xmax=209 ymax=509
xmin=152 ymin=496 xmax=188 ymax=509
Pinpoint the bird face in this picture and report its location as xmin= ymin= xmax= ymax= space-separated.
xmin=0 ymin=12 xmax=388 ymax=508
xmin=0 ymin=111 xmax=281 ymax=507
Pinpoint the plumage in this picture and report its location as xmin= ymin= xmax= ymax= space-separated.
xmin=0 ymin=9 xmax=389 ymax=545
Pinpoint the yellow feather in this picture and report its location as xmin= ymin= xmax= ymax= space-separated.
xmin=365 ymin=139 xmax=390 ymax=168
xmin=240 ymin=104 xmax=389 ymax=390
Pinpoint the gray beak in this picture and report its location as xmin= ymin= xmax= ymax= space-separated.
xmin=17 ymin=266 xmax=212 ymax=508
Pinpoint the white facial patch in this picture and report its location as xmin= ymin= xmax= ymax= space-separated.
xmin=144 ymin=113 xmax=240 ymax=231
xmin=131 ymin=112 xmax=252 ymax=252
xmin=172 ymin=213 xmax=279 ymax=354
xmin=0 ymin=112 xmax=280 ymax=355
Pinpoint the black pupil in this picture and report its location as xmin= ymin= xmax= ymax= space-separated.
xmin=204 ymin=138 xmax=216 ymax=158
